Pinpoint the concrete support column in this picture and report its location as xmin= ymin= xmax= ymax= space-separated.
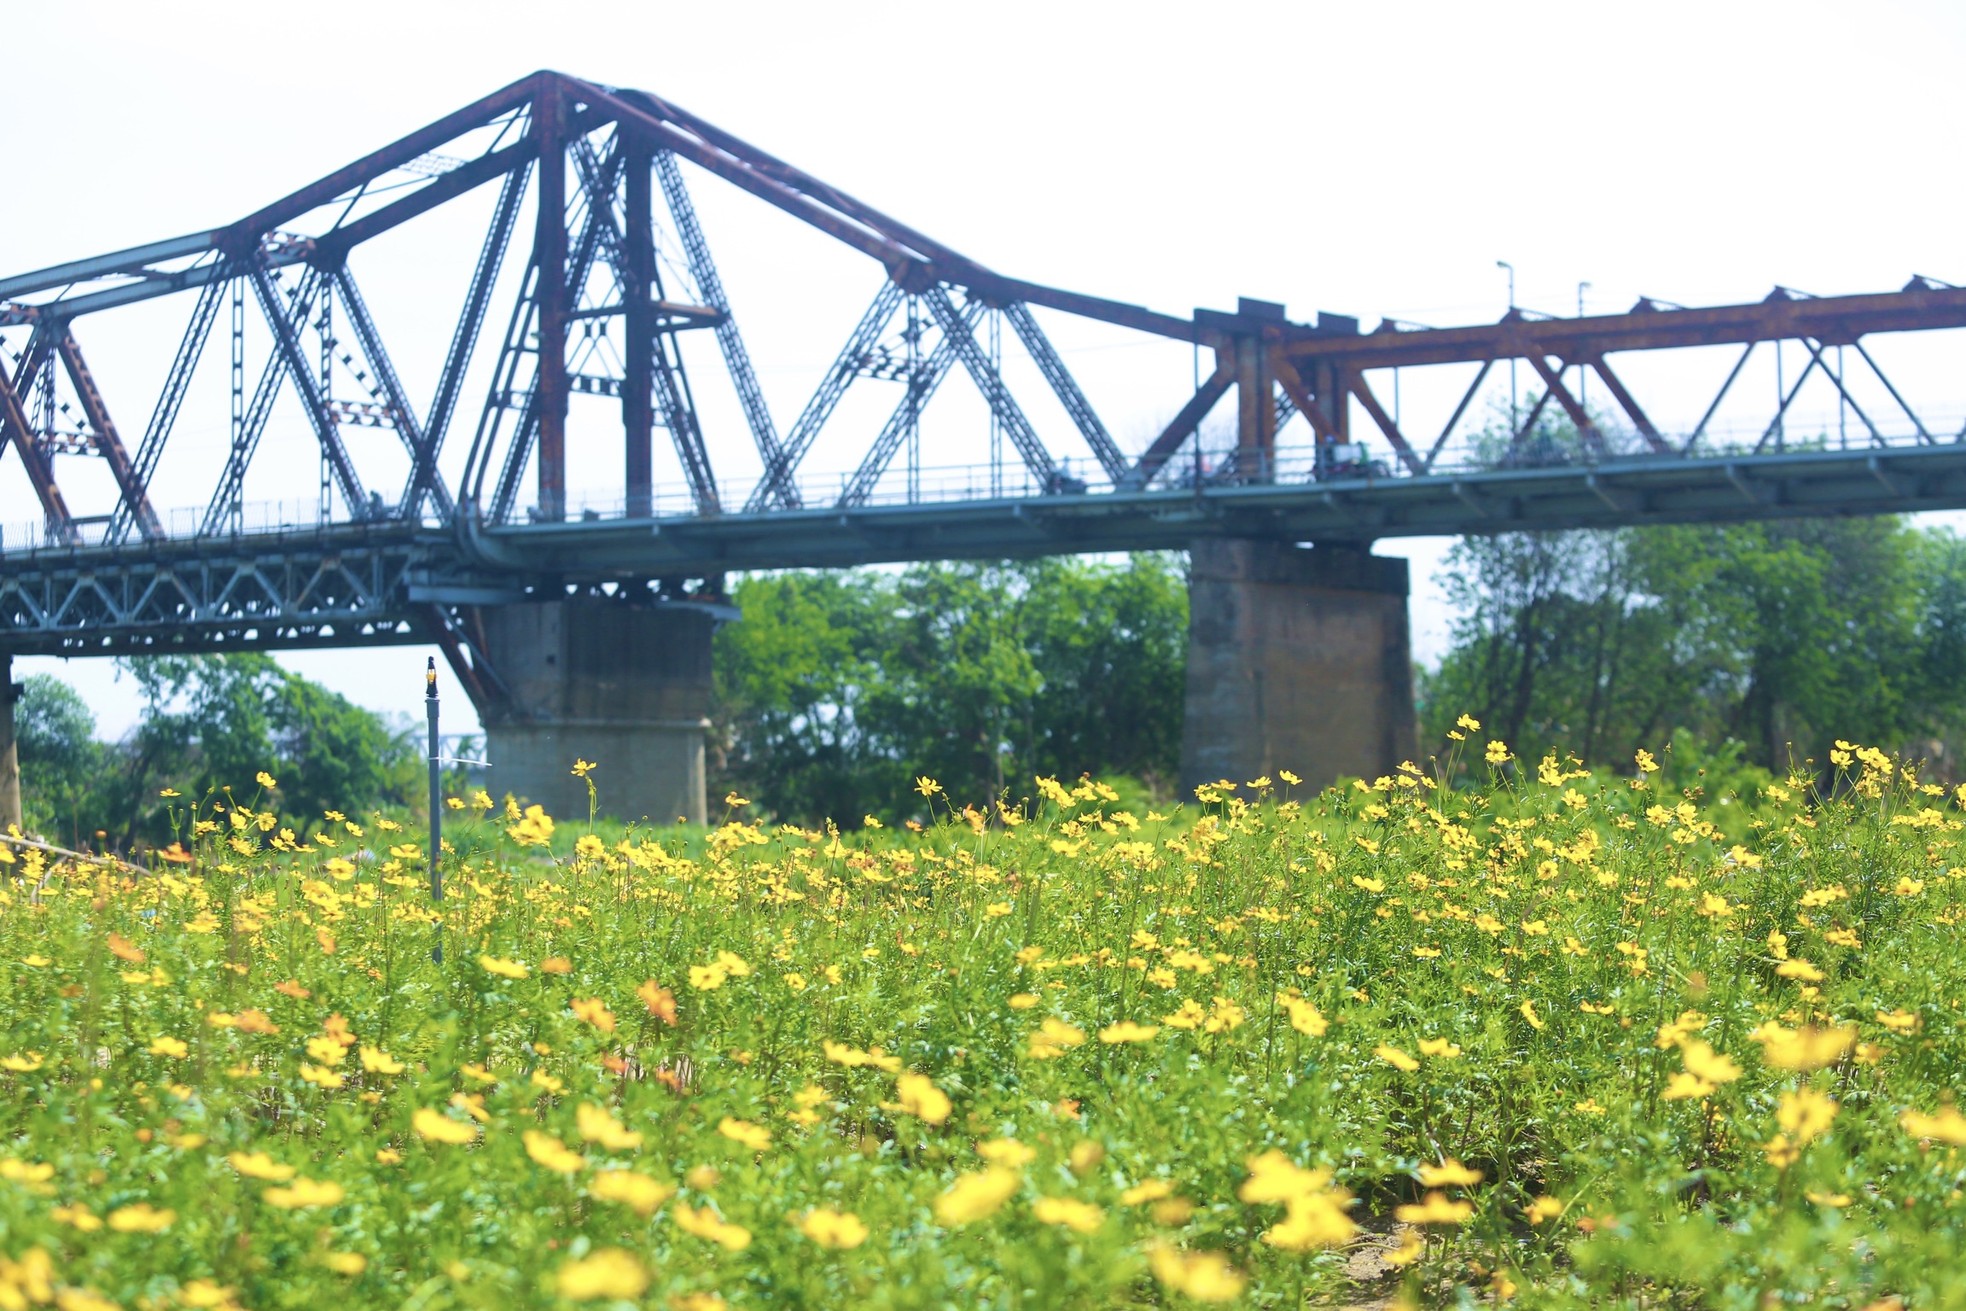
xmin=476 ymin=600 xmax=715 ymax=825
xmin=0 ymin=652 xmax=19 ymax=830
xmin=1181 ymin=540 xmax=1416 ymax=795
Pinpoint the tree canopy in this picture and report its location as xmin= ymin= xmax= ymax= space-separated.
xmin=1419 ymin=516 xmax=1966 ymax=777
xmin=711 ymin=554 xmax=1188 ymax=822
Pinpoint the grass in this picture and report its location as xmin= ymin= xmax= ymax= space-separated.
xmin=2 ymin=735 xmax=1964 ymax=1308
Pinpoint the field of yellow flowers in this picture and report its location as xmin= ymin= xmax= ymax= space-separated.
xmin=3 ymin=732 xmax=1966 ymax=1309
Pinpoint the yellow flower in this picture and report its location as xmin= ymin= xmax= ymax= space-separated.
xmin=588 ymin=1169 xmax=676 ymax=1216
xmin=106 ymin=1202 xmax=176 ymax=1232
xmin=1634 ymin=748 xmax=1659 ymax=774
xmin=306 ymin=1036 xmax=349 ymax=1066
xmin=672 ymin=1201 xmax=753 ymax=1250
xmin=1 ymin=1052 xmax=45 ymax=1072
xmin=1418 ymin=1159 xmax=1484 ymax=1188
xmin=1777 ymin=1088 xmax=1838 ymax=1144
xmin=478 ymin=955 xmax=529 ymax=980
xmin=1418 ymin=1037 xmax=1462 ymax=1060
xmin=717 ymin=1117 xmax=772 ymax=1152
xmin=934 ymin=1168 xmax=1021 ymax=1224
xmin=54 ymin=1290 xmax=121 ymax=1311
xmin=1263 ymin=1189 xmax=1358 ymax=1250
xmin=1375 ymin=1044 xmax=1420 ymax=1073
xmin=147 ymin=1035 xmax=189 ymax=1059
xmin=1278 ymin=995 xmax=1328 ymax=1036
xmin=884 ymin=1072 xmax=953 ymax=1126
xmin=1203 ymin=996 xmax=1246 ymax=1034
xmin=1238 ymin=1150 xmax=1328 ymax=1205
xmin=1027 ymin=1018 xmax=1087 ymax=1060
xmin=413 ymin=1107 xmax=479 ymax=1145
xmin=50 ymin=1204 xmax=101 ymax=1231
xmin=321 ymin=1252 xmax=368 ymax=1275
xmin=1750 ymin=1022 xmax=1855 ymax=1072
xmin=1486 ymin=740 xmax=1511 ymax=764
xmin=227 ymin=1151 xmax=296 ymax=1182
xmin=263 ymin=1177 xmax=345 ymax=1209
xmin=570 ymin=759 xmax=598 ymax=778
xmin=1520 ymin=1000 xmax=1545 ymax=1031
xmin=523 ymin=1130 xmax=586 ymax=1174
xmin=569 ymin=996 xmax=617 ymax=1033
xmin=1148 ymin=1247 xmax=1246 ymax=1302
xmin=1032 ymin=1196 xmax=1104 ymax=1233
xmin=821 ymin=1041 xmax=903 ymax=1072
xmin=359 ymin=1046 xmax=405 ymax=1076
xmin=299 ymin=1063 xmax=344 ymax=1090
xmin=576 ymin=1103 xmax=644 ymax=1151
xmin=1098 ymin=1021 xmax=1161 ymax=1045
xmin=1901 ymin=1106 xmax=1966 ymax=1145
xmin=1122 ymin=1179 xmax=1175 ymax=1205
xmin=1663 ymin=1071 xmax=1717 ymax=1101
xmin=1394 ymin=1191 xmax=1473 ymax=1225
xmin=1163 ymin=999 xmax=1207 ymax=1029
xmin=556 ymin=1248 xmax=649 ymax=1301
xmin=1680 ymin=1039 xmax=1742 ymax=1085
xmin=1775 ymin=959 xmax=1824 ymax=983
xmin=1525 ymin=1195 xmax=1565 ymax=1224
xmin=977 ymin=1138 xmax=1037 ymax=1168
xmin=797 ymin=1206 xmax=870 ymax=1249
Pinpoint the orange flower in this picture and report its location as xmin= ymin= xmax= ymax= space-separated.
xmin=570 ymin=997 xmax=617 ymax=1034
xmin=637 ymin=981 xmax=678 ymax=1025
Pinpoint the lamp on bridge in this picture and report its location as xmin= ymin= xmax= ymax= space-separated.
xmin=1497 ymin=260 xmax=1517 ymax=431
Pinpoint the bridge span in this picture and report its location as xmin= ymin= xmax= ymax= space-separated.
xmin=6 ymin=71 xmax=1966 ymax=824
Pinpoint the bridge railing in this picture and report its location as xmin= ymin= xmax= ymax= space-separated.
xmin=4 ymin=411 xmax=1960 ymax=559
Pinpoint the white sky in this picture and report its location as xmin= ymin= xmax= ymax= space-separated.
xmin=6 ymin=0 xmax=1966 ymax=740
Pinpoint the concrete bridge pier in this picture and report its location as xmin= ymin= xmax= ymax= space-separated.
xmin=1180 ymin=539 xmax=1417 ymax=796
xmin=474 ymin=599 xmax=717 ymax=826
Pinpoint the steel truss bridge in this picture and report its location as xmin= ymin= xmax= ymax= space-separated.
xmin=6 ymin=70 xmax=1966 ymax=708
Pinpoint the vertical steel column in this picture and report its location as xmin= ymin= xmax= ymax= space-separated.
xmin=622 ymin=129 xmax=655 ymax=517
xmin=533 ymin=80 xmax=569 ymax=522
xmin=0 ymin=653 xmax=19 ymax=830
xmin=425 ymin=657 xmax=443 ymax=963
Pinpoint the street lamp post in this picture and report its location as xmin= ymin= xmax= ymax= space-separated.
xmin=1496 ymin=260 xmax=1516 ymax=432
xmin=1577 ymin=281 xmax=1592 ymax=412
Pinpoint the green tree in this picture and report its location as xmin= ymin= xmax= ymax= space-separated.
xmin=14 ymin=674 xmax=107 ymax=844
xmin=1020 ymin=554 xmax=1187 ymax=787
xmin=712 ymin=554 xmax=1189 ymax=822
xmin=1421 ymin=517 xmax=1966 ymax=776
xmin=711 ymin=571 xmax=902 ymax=824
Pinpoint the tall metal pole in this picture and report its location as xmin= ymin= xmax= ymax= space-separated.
xmin=425 ymin=656 xmax=443 ymax=963
xmin=0 ymin=652 xmax=21 ymax=831
xmin=1576 ymin=282 xmax=1592 ymax=413
xmin=1497 ymin=260 xmax=1517 ymax=433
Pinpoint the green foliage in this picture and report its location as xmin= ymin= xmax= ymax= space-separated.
xmin=1421 ymin=517 xmax=1966 ymax=776
xmin=4 ymin=739 xmax=1966 ymax=1306
xmin=13 ymin=674 xmax=107 ymax=844
xmin=712 ymin=554 xmax=1187 ymax=821
xmin=15 ymin=656 xmax=419 ymax=848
